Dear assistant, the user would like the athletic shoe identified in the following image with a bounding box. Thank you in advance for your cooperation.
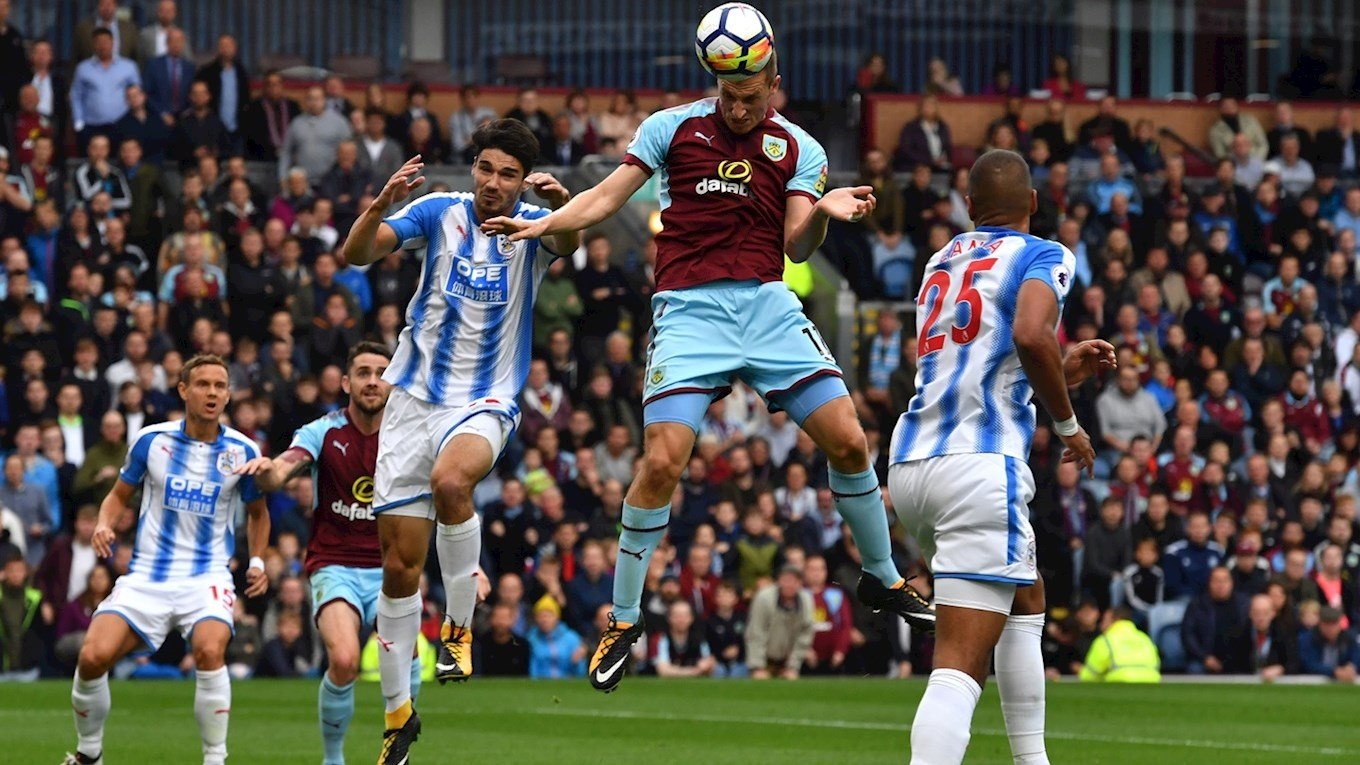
[588,612,646,693]
[60,753,101,765]
[378,701,421,765]
[857,573,937,634]
[435,617,472,685]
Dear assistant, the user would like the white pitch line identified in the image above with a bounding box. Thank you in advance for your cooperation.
[529,706,1356,757]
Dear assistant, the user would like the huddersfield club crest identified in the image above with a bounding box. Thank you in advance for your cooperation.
[762,134,788,162]
[216,447,243,475]
[497,235,516,256]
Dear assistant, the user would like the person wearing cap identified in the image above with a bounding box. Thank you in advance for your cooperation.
[745,564,814,680]
[1276,133,1316,198]
[1227,532,1272,596]
[1078,605,1161,683]
[1298,605,1358,682]
[525,593,586,679]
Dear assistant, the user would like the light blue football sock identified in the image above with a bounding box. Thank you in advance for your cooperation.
[318,675,354,765]
[829,467,901,585]
[611,503,671,624]
[409,646,423,703]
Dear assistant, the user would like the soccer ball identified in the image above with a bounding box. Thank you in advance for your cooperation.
[694,3,775,81]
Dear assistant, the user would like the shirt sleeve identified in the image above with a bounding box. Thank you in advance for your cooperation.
[621,110,676,175]
[119,430,157,485]
[1021,240,1076,306]
[383,193,456,248]
[288,417,329,460]
[235,439,264,504]
[786,132,829,201]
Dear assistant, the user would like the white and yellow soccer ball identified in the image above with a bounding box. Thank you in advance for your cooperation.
[694,2,775,81]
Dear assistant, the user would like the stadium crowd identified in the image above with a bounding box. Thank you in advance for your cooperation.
[0,0,1358,687]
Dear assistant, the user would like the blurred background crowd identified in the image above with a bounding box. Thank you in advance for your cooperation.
[1,0,1358,686]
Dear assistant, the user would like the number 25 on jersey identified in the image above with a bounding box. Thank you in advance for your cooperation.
[917,258,997,358]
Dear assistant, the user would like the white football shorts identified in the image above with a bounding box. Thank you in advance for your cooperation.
[374,387,515,521]
[94,572,236,650]
[889,452,1039,607]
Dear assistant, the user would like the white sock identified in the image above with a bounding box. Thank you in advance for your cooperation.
[193,667,231,764]
[72,672,110,759]
[995,614,1049,765]
[376,592,422,714]
[910,668,982,765]
[436,515,482,629]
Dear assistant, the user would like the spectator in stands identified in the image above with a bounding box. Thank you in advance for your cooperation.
[1313,544,1357,628]
[802,554,850,675]
[1096,366,1165,463]
[526,594,586,679]
[11,84,52,168]
[72,411,125,509]
[279,85,350,182]
[922,57,962,96]
[542,112,588,167]
[74,134,131,215]
[746,565,814,679]
[564,541,612,633]
[72,27,141,155]
[0,553,42,680]
[1298,605,1357,681]
[1165,513,1226,600]
[476,602,529,677]
[893,95,952,172]
[1079,96,1133,157]
[520,359,572,452]
[74,0,137,62]
[1182,566,1248,674]
[1275,133,1315,198]
[448,84,499,160]
[0,452,48,567]
[1084,497,1132,608]
[255,609,316,677]
[140,0,189,58]
[1208,97,1268,160]
[1314,107,1359,179]
[654,600,715,678]
[0,0,30,116]
[402,112,446,166]
[573,233,638,369]
[1228,592,1299,678]
[170,80,227,168]
[1042,53,1085,100]
[1121,537,1165,623]
[53,561,113,670]
[593,90,642,150]
[356,107,402,185]
[143,25,193,127]
[1088,154,1143,215]
[194,33,247,148]
[0,146,32,240]
[321,74,352,117]
[1031,99,1074,164]
[241,70,299,163]
[1315,515,1360,581]
[390,80,443,152]
[318,140,371,231]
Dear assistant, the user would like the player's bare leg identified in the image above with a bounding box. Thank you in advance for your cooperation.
[317,602,363,765]
[429,431,496,684]
[591,419,695,691]
[376,514,431,764]
[912,602,1010,764]
[67,614,143,765]
[800,395,935,632]
[995,579,1050,764]
[189,619,233,765]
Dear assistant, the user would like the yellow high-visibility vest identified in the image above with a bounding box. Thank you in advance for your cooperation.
[1079,619,1162,683]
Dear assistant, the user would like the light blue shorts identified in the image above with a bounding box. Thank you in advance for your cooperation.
[310,565,384,628]
[642,280,847,431]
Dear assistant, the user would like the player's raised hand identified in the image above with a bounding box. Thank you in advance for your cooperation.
[234,456,274,477]
[244,562,268,597]
[818,185,877,223]
[481,213,549,243]
[92,522,117,558]
[1062,339,1118,387]
[375,155,426,209]
[525,172,571,209]
[476,567,492,603]
[1058,427,1097,479]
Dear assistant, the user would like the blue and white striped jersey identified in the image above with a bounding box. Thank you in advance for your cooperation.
[120,421,263,582]
[383,192,556,407]
[890,227,1076,464]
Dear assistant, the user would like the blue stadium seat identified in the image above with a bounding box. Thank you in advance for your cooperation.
[877,258,913,299]
[1147,599,1189,672]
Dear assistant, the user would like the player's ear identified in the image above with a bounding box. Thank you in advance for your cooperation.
[1030,189,1038,216]
[965,194,974,219]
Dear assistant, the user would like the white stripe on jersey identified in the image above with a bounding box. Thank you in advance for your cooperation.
[121,421,263,582]
[890,228,1075,464]
[383,192,555,407]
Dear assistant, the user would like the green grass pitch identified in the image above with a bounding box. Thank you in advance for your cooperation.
[4,678,1356,763]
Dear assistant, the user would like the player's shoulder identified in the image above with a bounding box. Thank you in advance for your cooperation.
[636,98,719,138]
[131,420,181,447]
[218,425,262,459]
[388,191,471,222]
[513,199,553,222]
[768,112,824,155]
[301,408,350,435]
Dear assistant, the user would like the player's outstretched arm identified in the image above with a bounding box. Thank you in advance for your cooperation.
[234,451,311,494]
[1014,280,1096,475]
[92,479,136,558]
[481,164,649,243]
[523,172,582,256]
[340,155,426,267]
[243,498,271,597]
[785,186,877,263]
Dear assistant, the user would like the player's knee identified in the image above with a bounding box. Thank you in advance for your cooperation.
[430,468,474,508]
[637,448,685,493]
[382,556,422,595]
[823,427,869,471]
[328,651,360,684]
[77,643,113,678]
[194,644,226,670]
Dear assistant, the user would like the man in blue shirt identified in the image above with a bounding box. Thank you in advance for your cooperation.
[71,28,140,154]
